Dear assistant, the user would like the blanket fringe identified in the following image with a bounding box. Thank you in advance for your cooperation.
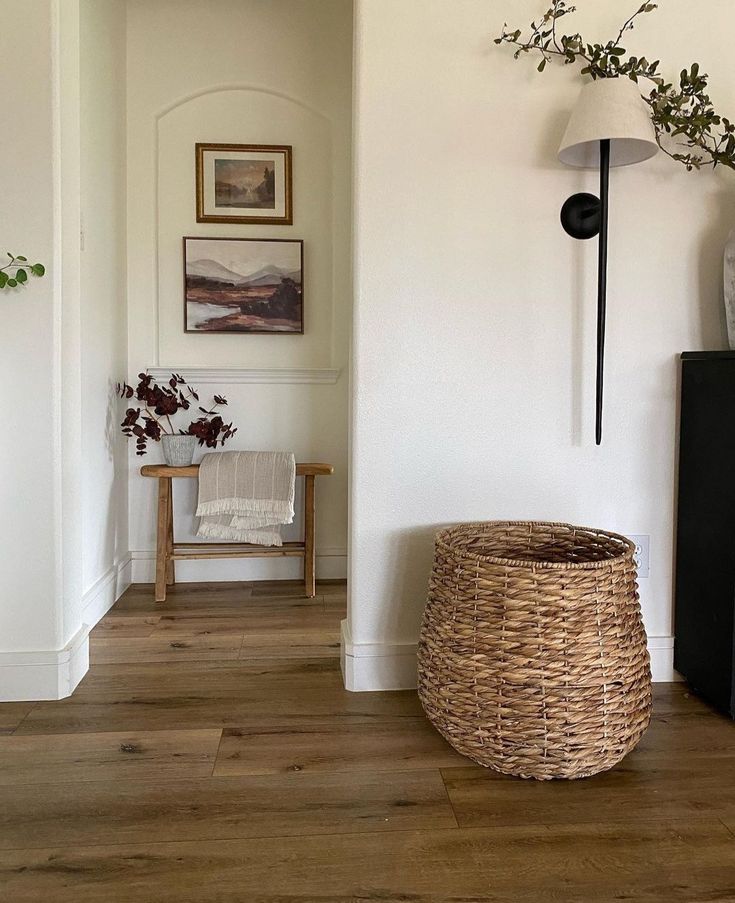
[196,519,283,547]
[196,496,294,522]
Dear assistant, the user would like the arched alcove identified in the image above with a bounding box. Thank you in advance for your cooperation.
[156,87,335,369]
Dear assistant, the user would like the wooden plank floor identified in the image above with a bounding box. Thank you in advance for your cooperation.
[2,580,735,901]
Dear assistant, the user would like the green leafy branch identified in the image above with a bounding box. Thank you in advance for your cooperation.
[495,1,735,171]
[0,252,45,291]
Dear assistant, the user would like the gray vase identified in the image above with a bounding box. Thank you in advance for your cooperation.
[161,434,197,466]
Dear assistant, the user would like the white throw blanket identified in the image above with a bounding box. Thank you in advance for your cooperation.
[196,450,296,547]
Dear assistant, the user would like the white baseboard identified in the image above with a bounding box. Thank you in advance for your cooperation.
[340,627,681,692]
[0,555,132,703]
[341,620,419,692]
[131,548,347,583]
[648,635,682,683]
[0,626,89,702]
[82,555,133,627]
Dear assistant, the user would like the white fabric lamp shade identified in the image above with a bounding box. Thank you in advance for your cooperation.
[558,77,659,168]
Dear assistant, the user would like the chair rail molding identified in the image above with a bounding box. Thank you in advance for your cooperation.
[147,367,341,385]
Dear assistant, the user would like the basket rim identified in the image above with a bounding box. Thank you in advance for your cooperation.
[435,520,636,571]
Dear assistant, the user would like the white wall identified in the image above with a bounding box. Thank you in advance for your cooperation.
[0,0,89,700]
[126,0,353,581]
[0,0,131,700]
[80,0,131,621]
[346,0,735,690]
[0,0,59,656]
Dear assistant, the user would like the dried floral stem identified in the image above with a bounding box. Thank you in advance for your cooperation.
[117,373,237,455]
[495,1,735,172]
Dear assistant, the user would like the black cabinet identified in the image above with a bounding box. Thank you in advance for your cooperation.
[675,351,735,717]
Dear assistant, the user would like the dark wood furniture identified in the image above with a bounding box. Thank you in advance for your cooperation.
[675,351,735,717]
[141,463,334,603]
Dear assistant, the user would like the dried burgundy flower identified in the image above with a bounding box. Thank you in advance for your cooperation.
[117,373,236,455]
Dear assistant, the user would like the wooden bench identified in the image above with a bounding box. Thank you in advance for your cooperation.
[141,463,334,602]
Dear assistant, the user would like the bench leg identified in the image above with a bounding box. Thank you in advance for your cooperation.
[304,474,316,598]
[155,477,171,603]
[166,480,175,586]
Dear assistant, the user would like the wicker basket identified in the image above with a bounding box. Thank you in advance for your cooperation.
[417,521,652,780]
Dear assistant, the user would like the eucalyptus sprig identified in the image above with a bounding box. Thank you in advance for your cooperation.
[0,252,45,291]
[495,1,735,172]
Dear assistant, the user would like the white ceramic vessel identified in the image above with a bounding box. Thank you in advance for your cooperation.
[161,434,197,466]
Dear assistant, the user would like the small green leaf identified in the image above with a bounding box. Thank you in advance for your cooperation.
[538,58,547,72]
[31,263,45,277]
[16,255,27,262]
[0,272,7,288]
[15,268,27,283]
[7,278,17,287]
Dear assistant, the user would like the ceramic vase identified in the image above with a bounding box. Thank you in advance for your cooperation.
[161,434,197,466]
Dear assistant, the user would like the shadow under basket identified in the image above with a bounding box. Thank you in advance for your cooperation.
[417,521,652,780]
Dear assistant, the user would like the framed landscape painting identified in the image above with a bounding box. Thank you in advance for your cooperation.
[184,237,303,334]
[195,143,292,224]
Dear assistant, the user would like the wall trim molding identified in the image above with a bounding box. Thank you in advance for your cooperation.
[131,548,347,582]
[0,625,89,702]
[148,367,341,385]
[81,555,133,628]
[341,621,419,692]
[0,555,132,703]
[155,82,331,125]
[151,87,335,369]
[341,628,681,693]
[648,634,680,683]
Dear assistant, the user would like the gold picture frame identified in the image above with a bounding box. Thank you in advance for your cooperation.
[195,143,293,225]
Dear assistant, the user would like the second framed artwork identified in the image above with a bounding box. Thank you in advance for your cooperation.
[184,237,303,334]
[196,143,293,225]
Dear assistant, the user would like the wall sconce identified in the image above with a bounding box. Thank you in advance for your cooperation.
[558,78,658,445]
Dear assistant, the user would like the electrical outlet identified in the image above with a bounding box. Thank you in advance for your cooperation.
[629,534,650,578]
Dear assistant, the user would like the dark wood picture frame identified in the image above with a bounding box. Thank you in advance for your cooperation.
[195,143,293,225]
[183,236,304,335]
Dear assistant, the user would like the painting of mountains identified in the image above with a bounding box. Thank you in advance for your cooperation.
[184,237,303,334]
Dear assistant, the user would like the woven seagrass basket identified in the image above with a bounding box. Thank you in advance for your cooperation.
[417,521,652,780]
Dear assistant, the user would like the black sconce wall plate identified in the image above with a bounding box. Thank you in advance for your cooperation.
[560,192,601,241]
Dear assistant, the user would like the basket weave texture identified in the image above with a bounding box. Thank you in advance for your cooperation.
[417,521,652,780]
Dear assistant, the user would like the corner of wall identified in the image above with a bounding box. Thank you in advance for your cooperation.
[82,554,133,627]
[0,626,89,702]
[0,554,131,703]
[340,619,419,692]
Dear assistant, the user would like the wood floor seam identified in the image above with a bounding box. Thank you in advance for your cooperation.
[1,816,730,852]
[210,727,226,777]
[9,705,37,736]
[437,767,462,829]
[0,819,473,854]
